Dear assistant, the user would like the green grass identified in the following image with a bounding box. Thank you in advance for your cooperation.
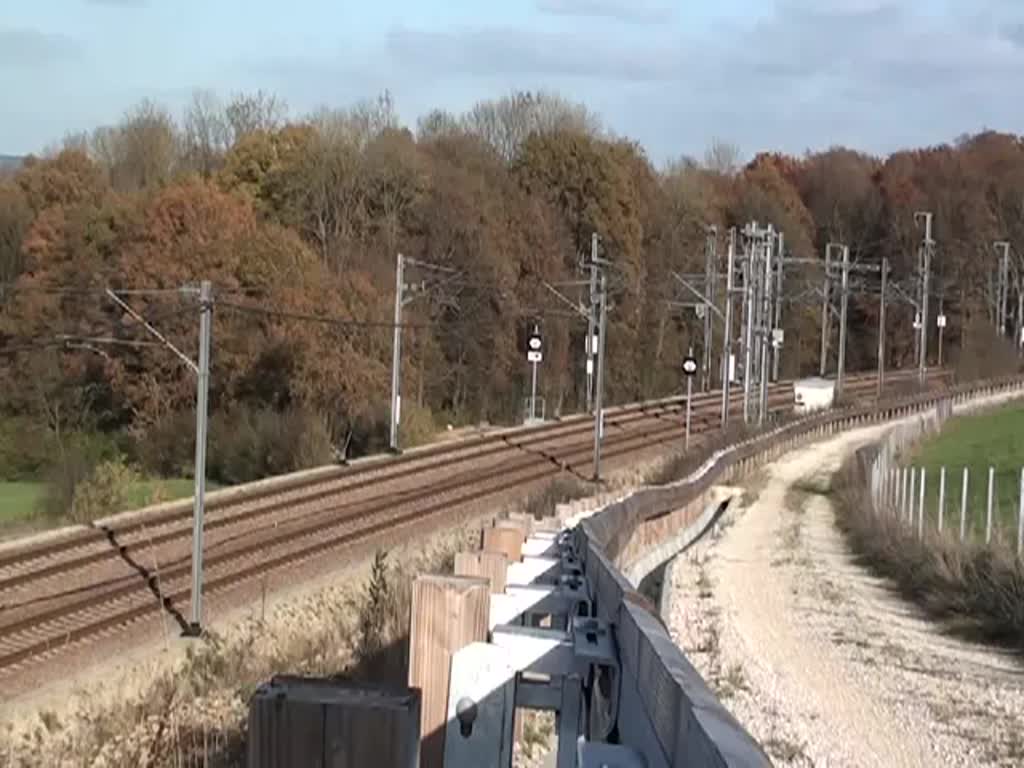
[0,482,45,525]
[908,402,1024,541]
[0,477,216,529]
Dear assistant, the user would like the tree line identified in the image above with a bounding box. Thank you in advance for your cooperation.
[1,88,1021,495]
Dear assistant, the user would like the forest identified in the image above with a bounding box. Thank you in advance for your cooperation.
[1,89,1022,520]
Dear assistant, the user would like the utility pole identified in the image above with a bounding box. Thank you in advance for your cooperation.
[105,284,210,633]
[188,280,212,635]
[878,258,888,400]
[592,270,608,481]
[720,229,736,429]
[995,241,1011,336]
[389,253,404,452]
[742,234,755,424]
[820,244,831,376]
[758,226,774,426]
[1017,260,1024,353]
[837,245,850,399]
[585,234,598,412]
[702,227,717,392]
[915,212,934,383]
[387,254,459,450]
[937,292,946,368]
[772,232,785,382]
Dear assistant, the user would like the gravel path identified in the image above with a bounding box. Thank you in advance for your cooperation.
[667,424,1024,767]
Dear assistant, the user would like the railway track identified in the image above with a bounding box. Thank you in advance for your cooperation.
[0,368,949,688]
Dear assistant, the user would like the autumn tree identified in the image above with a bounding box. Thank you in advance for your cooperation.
[0,183,32,289]
[183,89,231,178]
[224,90,287,144]
[464,91,601,162]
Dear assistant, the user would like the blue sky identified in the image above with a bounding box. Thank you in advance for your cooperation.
[1,0,1022,162]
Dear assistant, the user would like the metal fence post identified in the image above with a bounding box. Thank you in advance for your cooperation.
[960,467,969,542]
[986,466,995,545]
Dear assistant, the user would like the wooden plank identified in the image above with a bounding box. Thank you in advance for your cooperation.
[507,512,535,536]
[247,676,421,768]
[500,517,530,540]
[482,525,523,563]
[408,575,490,768]
[454,551,508,594]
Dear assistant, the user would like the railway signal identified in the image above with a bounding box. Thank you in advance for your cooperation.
[526,325,543,422]
[683,351,698,450]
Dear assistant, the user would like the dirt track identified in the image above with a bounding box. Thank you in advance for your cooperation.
[667,424,1024,767]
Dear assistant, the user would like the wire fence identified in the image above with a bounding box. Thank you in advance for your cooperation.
[868,409,1024,556]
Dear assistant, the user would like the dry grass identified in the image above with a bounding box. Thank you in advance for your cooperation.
[835,456,1024,650]
[0,523,480,767]
[645,422,761,486]
[521,476,593,520]
[517,710,555,763]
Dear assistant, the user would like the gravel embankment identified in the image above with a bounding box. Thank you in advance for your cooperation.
[666,424,1024,767]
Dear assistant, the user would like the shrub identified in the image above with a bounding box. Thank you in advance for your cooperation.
[357,551,392,661]
[0,416,50,480]
[207,405,333,485]
[950,314,1023,384]
[37,431,123,521]
[135,410,196,478]
[398,399,438,449]
[67,458,140,524]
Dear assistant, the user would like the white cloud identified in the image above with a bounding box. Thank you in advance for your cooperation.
[85,0,148,6]
[535,0,673,25]
[0,27,82,69]
[386,24,682,83]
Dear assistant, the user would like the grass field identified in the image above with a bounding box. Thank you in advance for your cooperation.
[0,477,215,530]
[0,482,45,526]
[908,401,1024,541]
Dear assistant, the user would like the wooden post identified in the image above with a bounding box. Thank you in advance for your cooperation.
[454,551,508,594]
[937,466,946,533]
[247,676,421,768]
[986,466,996,545]
[483,524,524,563]
[960,467,970,542]
[408,575,490,768]
[1017,467,1024,557]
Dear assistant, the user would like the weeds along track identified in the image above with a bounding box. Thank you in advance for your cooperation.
[0,369,946,683]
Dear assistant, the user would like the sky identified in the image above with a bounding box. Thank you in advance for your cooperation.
[1,0,1023,163]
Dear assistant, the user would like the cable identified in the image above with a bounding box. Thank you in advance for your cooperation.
[217,300,437,330]
[0,340,66,357]
[0,283,196,297]
[55,335,164,348]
